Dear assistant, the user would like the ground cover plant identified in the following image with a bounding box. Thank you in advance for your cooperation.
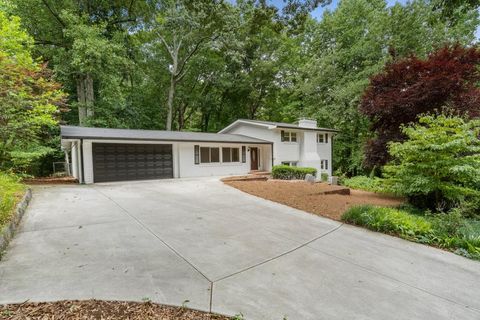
[342,205,480,260]
[341,176,389,193]
[271,165,317,180]
[0,172,26,229]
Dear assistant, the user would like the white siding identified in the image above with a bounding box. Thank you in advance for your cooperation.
[79,139,269,183]
[225,122,334,176]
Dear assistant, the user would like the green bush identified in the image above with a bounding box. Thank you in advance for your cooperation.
[342,205,433,240]
[0,172,26,228]
[342,205,480,260]
[321,173,329,182]
[342,176,389,193]
[271,165,317,180]
[385,114,480,213]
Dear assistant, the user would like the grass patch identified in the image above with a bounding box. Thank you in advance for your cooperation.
[341,176,388,193]
[0,172,26,229]
[342,205,480,260]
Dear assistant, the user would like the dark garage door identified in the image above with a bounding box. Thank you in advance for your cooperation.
[92,143,173,182]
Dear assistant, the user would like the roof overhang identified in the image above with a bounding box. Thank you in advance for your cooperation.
[218,120,340,134]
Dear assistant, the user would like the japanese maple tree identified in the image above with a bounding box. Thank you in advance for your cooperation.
[360,45,480,168]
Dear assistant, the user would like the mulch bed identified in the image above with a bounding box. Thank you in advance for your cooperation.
[225,180,403,221]
[23,176,78,185]
[0,300,231,320]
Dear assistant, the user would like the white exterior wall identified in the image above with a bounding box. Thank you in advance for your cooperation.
[226,123,333,177]
[79,139,269,184]
[317,133,333,176]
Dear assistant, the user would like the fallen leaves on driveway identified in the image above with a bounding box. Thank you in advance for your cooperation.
[0,300,231,319]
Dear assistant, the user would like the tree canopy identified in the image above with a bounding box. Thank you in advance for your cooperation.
[1,0,479,176]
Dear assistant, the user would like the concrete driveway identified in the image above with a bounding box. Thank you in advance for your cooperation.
[0,178,479,319]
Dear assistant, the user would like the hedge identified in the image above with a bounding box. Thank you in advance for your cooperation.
[271,165,317,180]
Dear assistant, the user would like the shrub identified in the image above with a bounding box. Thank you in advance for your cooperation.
[385,113,480,213]
[271,165,317,180]
[342,205,433,241]
[342,205,480,260]
[0,172,26,228]
[342,176,389,193]
[321,173,329,182]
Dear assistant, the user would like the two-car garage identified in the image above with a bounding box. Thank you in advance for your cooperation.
[60,126,272,184]
[92,143,173,183]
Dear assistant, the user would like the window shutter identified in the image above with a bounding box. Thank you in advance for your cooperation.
[242,146,246,163]
[281,130,285,142]
[194,145,199,164]
[325,134,329,143]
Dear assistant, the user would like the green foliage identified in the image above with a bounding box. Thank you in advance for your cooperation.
[320,172,329,182]
[342,205,433,240]
[0,11,65,173]
[342,176,389,193]
[271,165,317,180]
[342,205,480,260]
[385,114,480,213]
[0,172,26,228]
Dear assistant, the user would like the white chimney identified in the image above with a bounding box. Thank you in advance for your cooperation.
[298,118,321,176]
[298,118,317,128]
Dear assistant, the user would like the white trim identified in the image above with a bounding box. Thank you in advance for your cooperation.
[218,120,275,133]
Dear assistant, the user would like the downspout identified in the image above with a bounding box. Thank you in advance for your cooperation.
[80,138,85,184]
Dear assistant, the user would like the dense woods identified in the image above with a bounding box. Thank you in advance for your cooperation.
[0,0,479,177]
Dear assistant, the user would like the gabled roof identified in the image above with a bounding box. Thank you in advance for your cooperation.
[218,119,339,133]
[60,126,271,144]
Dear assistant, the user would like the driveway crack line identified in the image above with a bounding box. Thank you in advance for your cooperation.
[94,188,213,285]
[306,243,480,314]
[212,223,344,283]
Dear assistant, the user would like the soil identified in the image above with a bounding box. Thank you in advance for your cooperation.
[224,180,404,221]
[0,300,231,320]
[23,176,78,185]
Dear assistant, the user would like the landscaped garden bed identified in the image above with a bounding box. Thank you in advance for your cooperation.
[0,300,232,320]
[224,179,403,221]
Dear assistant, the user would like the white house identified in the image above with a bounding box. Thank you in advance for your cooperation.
[61,119,337,184]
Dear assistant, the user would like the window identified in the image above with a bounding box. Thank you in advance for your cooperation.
[242,146,246,163]
[232,148,239,162]
[281,130,297,142]
[222,147,231,162]
[194,145,200,164]
[317,133,329,143]
[321,159,329,170]
[199,147,220,163]
[222,147,240,163]
[281,161,298,167]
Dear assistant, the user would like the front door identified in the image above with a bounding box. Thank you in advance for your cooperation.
[250,147,259,170]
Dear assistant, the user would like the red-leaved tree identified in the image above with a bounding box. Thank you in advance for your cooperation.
[360,45,480,168]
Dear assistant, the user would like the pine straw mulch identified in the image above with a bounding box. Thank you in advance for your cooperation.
[0,300,231,320]
[224,180,404,221]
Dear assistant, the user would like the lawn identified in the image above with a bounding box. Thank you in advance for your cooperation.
[224,180,403,221]
[0,172,26,229]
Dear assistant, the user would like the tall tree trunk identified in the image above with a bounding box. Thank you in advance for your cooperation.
[166,75,175,131]
[77,73,94,125]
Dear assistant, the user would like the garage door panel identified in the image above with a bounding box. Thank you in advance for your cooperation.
[92,143,173,182]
